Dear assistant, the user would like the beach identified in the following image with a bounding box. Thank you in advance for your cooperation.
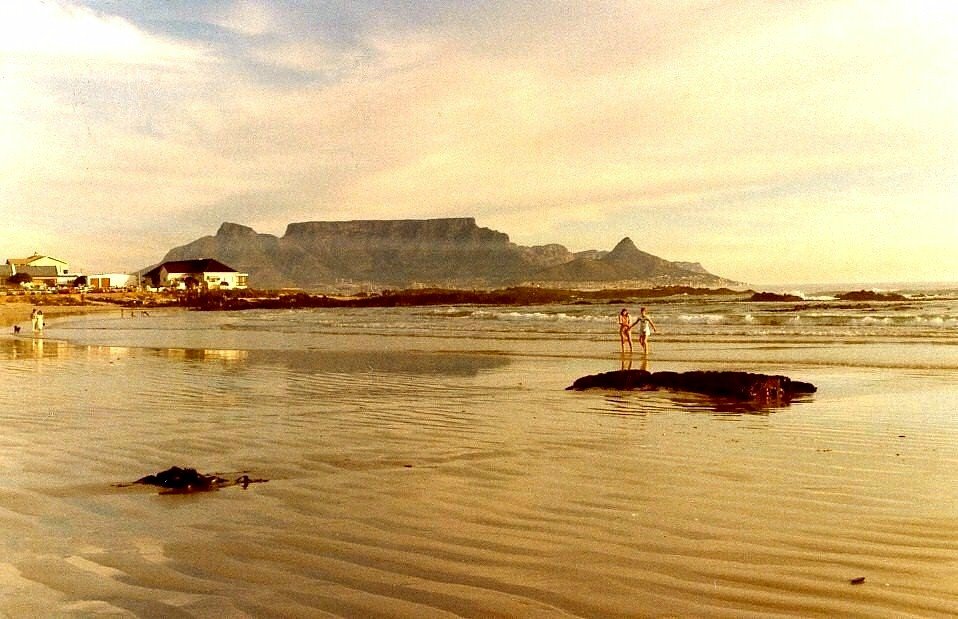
[0,297,956,615]
[0,293,163,332]
[0,300,105,330]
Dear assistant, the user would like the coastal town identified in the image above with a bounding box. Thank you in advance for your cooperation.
[0,254,248,293]
[0,254,249,331]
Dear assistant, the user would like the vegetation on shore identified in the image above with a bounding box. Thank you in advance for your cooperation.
[181,285,744,311]
[2,284,923,317]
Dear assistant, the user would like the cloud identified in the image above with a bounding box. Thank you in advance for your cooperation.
[0,1,207,66]
[210,0,278,37]
[2,0,956,282]
[0,1,226,266]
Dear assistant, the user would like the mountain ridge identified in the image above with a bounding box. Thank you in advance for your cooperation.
[161,218,738,290]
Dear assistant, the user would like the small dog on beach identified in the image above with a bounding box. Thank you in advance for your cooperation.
[13,325,20,335]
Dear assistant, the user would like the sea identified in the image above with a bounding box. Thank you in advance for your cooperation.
[1,286,956,616]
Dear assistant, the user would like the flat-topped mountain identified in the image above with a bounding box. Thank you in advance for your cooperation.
[161,218,736,290]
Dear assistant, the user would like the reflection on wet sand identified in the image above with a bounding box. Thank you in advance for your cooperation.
[1,335,57,360]
[592,390,789,419]
[148,347,511,377]
[0,337,510,378]
[619,352,649,372]
[155,347,250,363]
[243,348,511,377]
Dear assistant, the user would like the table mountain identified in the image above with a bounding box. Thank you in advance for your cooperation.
[160,218,735,290]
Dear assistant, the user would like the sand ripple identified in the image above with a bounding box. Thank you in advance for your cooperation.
[0,338,955,616]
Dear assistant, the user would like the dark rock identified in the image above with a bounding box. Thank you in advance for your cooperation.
[567,370,816,403]
[837,290,907,301]
[134,466,228,492]
[132,466,267,493]
[235,474,268,489]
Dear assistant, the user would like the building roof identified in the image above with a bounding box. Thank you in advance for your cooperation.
[144,259,238,278]
[19,265,59,278]
[8,254,67,266]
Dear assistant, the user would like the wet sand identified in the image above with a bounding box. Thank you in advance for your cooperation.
[0,308,955,615]
[0,300,119,330]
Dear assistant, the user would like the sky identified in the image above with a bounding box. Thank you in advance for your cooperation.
[1,0,955,285]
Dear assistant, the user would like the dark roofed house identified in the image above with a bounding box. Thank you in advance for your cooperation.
[143,259,248,290]
[0,264,13,282]
[19,265,59,288]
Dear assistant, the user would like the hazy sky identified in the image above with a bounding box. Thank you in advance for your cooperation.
[2,1,955,284]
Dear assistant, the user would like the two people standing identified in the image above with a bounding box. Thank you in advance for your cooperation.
[618,306,657,355]
[30,307,44,335]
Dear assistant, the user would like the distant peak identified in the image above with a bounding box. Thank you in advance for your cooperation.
[605,237,643,260]
[217,222,257,236]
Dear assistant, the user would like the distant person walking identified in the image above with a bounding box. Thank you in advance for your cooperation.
[32,308,44,335]
[633,307,657,355]
[618,308,633,353]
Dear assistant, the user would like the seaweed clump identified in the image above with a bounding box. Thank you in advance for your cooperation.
[129,466,267,494]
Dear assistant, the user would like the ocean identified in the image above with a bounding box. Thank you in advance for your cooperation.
[1,289,956,616]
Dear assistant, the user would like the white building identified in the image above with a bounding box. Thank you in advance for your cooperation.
[7,254,70,276]
[142,259,249,290]
[6,254,75,287]
[88,273,136,289]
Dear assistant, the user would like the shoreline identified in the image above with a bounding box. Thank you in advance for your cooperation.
[0,300,136,330]
[0,290,182,331]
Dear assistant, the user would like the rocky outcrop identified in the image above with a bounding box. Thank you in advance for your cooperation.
[129,466,267,493]
[837,290,908,302]
[567,370,816,403]
[162,218,735,290]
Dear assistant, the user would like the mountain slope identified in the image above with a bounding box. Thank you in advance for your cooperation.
[530,237,726,286]
[161,219,734,289]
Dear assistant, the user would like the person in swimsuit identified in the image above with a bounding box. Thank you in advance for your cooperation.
[633,306,657,355]
[618,308,633,353]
